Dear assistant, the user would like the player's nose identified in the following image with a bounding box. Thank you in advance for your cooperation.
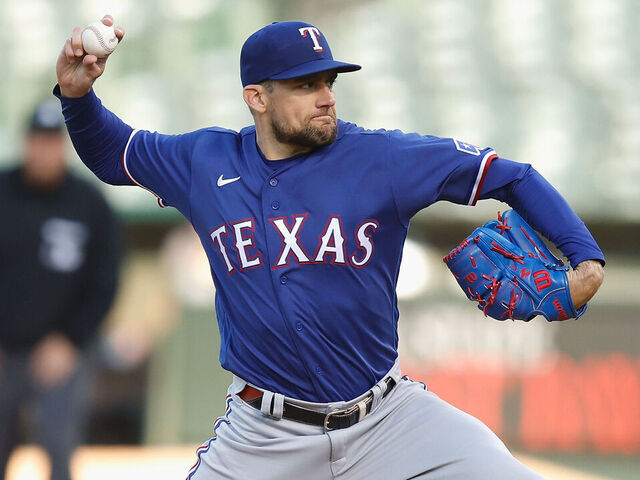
[317,84,336,108]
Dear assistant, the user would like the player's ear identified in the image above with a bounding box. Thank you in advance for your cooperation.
[243,85,268,114]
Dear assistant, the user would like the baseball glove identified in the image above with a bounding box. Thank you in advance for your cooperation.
[443,210,586,321]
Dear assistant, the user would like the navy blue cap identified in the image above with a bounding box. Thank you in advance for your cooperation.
[241,21,361,86]
[28,99,65,133]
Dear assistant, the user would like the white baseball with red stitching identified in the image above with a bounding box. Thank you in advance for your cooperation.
[81,21,119,57]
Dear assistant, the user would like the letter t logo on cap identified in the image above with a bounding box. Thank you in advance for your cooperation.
[298,27,323,52]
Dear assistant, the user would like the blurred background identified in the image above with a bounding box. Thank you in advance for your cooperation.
[1,0,639,479]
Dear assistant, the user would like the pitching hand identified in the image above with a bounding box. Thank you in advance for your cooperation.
[56,15,124,98]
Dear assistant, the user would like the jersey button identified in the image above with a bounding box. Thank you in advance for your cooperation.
[269,178,278,187]
[280,275,288,285]
[315,366,323,375]
[295,321,303,331]
[271,201,280,210]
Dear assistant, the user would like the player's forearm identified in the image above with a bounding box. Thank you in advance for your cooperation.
[483,162,605,268]
[567,259,605,309]
[509,169,604,268]
[53,85,132,185]
[485,164,606,308]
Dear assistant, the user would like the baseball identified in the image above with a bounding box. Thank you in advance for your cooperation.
[81,21,119,57]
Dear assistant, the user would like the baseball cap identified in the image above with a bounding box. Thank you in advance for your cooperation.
[240,21,361,87]
[27,99,65,133]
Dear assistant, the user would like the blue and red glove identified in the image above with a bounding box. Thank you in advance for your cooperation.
[443,210,586,321]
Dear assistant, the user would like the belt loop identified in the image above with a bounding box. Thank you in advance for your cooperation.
[370,383,383,411]
[260,391,275,416]
[356,400,367,422]
[272,393,285,419]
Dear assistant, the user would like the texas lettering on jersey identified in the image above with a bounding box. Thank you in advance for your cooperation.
[210,214,380,272]
[99,118,508,401]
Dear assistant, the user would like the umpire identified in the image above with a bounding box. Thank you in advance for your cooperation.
[0,100,121,480]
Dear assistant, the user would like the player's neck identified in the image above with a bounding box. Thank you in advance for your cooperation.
[256,134,313,161]
[254,123,313,161]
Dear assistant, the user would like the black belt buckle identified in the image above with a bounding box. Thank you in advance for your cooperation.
[323,376,396,431]
[324,399,368,431]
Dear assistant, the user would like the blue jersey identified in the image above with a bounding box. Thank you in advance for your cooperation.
[121,122,497,401]
[55,87,605,402]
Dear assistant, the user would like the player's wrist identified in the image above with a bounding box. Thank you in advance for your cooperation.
[59,83,92,99]
[568,260,604,309]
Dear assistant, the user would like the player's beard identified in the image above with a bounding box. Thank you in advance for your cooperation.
[271,112,337,150]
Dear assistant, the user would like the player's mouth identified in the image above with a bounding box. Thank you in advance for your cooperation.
[311,114,335,123]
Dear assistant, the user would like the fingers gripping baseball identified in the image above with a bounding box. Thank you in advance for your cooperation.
[56,15,124,98]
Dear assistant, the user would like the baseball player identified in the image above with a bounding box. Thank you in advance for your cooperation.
[55,16,604,479]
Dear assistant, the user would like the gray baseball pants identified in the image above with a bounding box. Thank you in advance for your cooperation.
[188,362,542,479]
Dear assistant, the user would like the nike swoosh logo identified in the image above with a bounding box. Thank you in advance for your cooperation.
[217,174,241,187]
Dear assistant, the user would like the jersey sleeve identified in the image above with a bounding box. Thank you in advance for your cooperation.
[54,85,199,217]
[122,129,201,215]
[387,130,498,223]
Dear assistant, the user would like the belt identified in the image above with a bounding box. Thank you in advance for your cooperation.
[238,377,396,431]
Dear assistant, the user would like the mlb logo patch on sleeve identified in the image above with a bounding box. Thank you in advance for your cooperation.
[453,139,481,156]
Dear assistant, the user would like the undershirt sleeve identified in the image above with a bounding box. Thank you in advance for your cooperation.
[54,85,132,185]
[479,158,605,268]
